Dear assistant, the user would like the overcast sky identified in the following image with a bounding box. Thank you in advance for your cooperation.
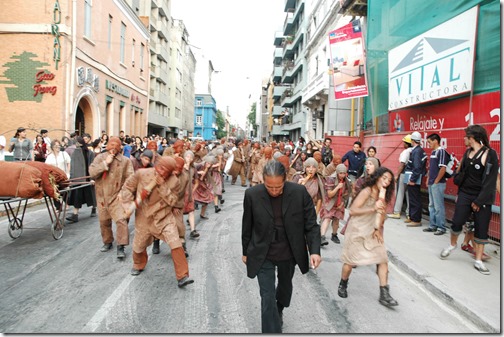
[171,0,286,127]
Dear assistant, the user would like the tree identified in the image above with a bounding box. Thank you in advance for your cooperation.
[215,109,227,139]
[247,102,258,137]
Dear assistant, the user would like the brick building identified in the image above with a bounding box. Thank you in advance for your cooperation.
[0,0,150,142]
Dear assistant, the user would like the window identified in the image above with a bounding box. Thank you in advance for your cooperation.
[196,100,202,106]
[196,115,202,125]
[140,42,145,71]
[120,22,126,63]
[132,39,135,66]
[84,0,92,38]
[175,108,181,118]
[108,15,112,49]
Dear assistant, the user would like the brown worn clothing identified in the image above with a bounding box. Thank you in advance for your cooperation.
[229,147,246,185]
[89,153,133,245]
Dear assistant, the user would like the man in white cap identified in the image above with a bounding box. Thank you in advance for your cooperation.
[404,131,427,227]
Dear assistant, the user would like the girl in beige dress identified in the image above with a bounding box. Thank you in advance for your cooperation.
[338,166,399,307]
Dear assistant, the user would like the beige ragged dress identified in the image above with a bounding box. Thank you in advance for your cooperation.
[340,195,388,266]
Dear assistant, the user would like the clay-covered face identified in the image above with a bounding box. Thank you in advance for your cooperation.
[155,164,171,179]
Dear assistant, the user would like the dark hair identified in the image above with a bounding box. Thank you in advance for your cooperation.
[125,137,132,144]
[324,137,332,143]
[361,167,395,204]
[263,160,286,180]
[367,146,377,154]
[354,141,362,147]
[465,124,489,147]
[427,133,441,143]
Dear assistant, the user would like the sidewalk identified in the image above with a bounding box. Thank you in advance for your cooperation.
[384,214,501,333]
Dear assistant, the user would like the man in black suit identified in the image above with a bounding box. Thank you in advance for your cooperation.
[242,160,321,333]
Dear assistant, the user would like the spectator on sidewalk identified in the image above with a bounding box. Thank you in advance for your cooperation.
[10,127,33,161]
[388,135,412,220]
[423,133,449,235]
[440,125,499,275]
[338,167,398,307]
[321,137,334,167]
[66,136,97,223]
[404,131,427,227]
[366,146,381,167]
[242,160,321,333]
[341,141,366,184]
[45,140,71,178]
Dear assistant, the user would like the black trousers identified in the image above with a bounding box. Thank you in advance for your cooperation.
[408,184,422,222]
[256,258,296,333]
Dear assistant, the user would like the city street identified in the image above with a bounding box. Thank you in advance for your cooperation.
[0,179,487,333]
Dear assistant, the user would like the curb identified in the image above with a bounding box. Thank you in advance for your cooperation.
[387,250,498,333]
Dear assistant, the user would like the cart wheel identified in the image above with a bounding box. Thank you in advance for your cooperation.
[8,217,23,239]
[51,217,64,240]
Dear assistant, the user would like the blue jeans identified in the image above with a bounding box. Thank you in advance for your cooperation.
[428,183,446,231]
[256,258,296,333]
[393,173,409,216]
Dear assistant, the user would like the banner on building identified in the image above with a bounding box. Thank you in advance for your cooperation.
[388,6,478,111]
[328,19,368,100]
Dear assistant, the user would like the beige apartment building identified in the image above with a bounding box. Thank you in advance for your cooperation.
[0,0,149,142]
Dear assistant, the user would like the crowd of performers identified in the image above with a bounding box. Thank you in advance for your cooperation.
[64,135,394,299]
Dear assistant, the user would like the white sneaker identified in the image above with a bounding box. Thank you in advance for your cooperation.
[387,213,401,219]
[440,245,456,259]
[474,261,490,275]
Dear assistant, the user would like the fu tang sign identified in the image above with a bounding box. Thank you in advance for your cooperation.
[33,70,57,97]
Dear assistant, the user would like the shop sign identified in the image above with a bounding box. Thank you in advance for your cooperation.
[131,93,141,104]
[389,91,500,148]
[33,70,57,96]
[76,66,99,92]
[388,7,478,110]
[51,0,61,70]
[105,79,129,98]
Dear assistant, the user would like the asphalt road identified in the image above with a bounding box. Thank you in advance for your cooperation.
[0,179,484,333]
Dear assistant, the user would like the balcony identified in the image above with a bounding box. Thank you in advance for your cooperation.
[282,60,294,83]
[293,0,305,23]
[157,19,168,39]
[157,44,169,62]
[273,86,289,100]
[151,0,159,8]
[150,64,156,78]
[271,124,289,136]
[273,66,283,83]
[149,40,157,54]
[282,38,294,60]
[338,0,368,17]
[158,90,169,105]
[283,14,294,36]
[291,57,305,78]
[272,105,283,117]
[158,0,169,17]
[273,48,283,65]
[273,31,284,47]
[150,88,159,101]
[284,0,296,12]
[158,67,168,84]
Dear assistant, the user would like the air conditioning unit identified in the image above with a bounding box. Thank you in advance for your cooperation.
[331,130,349,136]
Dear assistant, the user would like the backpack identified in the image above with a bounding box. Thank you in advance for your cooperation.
[444,151,458,178]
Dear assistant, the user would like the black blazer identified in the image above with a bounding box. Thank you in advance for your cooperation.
[242,181,321,278]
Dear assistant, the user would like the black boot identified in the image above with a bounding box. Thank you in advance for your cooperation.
[215,205,221,213]
[379,285,398,307]
[338,279,348,298]
[117,245,126,258]
[152,239,160,254]
[66,214,78,223]
[90,207,97,217]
